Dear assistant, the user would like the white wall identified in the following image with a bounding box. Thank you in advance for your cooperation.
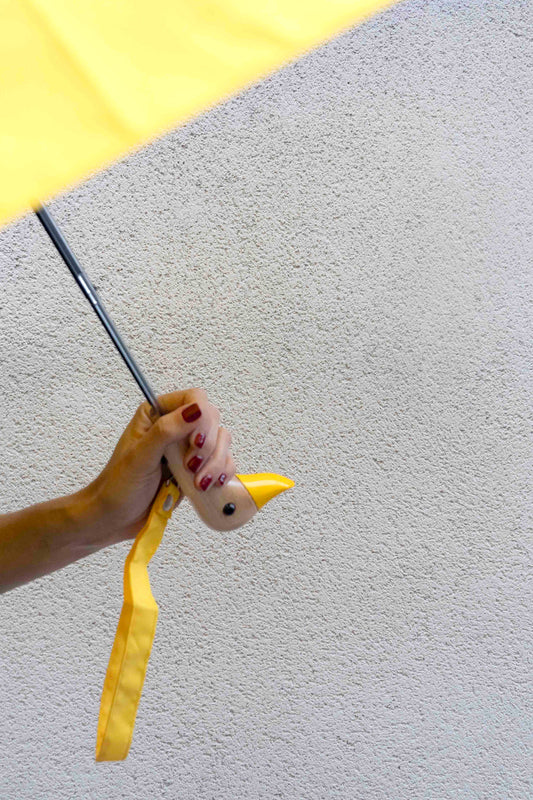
[1,1,531,797]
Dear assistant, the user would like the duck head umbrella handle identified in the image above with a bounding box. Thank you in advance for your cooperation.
[34,205,293,530]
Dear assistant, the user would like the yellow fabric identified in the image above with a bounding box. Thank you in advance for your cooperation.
[1,0,401,227]
[95,478,180,762]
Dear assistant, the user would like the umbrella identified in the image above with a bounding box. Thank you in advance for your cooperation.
[2,0,399,226]
[2,0,401,761]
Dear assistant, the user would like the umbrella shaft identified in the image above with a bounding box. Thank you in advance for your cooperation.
[34,205,162,416]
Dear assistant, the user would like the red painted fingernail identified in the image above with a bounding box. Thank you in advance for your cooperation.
[194,432,206,448]
[200,475,212,491]
[187,455,203,473]
[182,403,201,423]
[217,473,227,486]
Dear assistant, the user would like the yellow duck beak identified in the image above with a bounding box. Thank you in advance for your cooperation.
[236,473,295,510]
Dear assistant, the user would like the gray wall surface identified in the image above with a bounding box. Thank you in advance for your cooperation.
[1,1,532,798]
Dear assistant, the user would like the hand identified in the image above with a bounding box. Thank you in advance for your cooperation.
[86,388,236,543]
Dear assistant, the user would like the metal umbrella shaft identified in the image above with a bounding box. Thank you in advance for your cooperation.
[34,205,163,417]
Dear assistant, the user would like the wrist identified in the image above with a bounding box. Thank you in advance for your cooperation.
[0,479,127,594]
[67,479,122,553]
[73,473,147,547]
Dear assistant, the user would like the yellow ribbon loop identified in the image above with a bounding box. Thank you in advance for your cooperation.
[95,478,181,762]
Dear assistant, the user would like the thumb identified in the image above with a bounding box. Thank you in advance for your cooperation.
[134,402,201,474]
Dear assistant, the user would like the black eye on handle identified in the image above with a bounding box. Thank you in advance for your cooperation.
[223,503,236,516]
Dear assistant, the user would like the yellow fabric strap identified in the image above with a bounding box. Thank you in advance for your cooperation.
[95,479,181,762]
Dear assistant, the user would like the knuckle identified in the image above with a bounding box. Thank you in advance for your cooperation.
[138,399,160,425]
[218,426,231,446]
[206,423,217,442]
[138,400,152,419]
[189,386,207,400]
[204,442,217,461]
[209,405,221,424]
[156,415,174,442]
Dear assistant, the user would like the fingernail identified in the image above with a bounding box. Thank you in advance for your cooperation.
[187,455,203,473]
[217,473,227,486]
[182,403,201,423]
[194,432,206,449]
[200,475,212,491]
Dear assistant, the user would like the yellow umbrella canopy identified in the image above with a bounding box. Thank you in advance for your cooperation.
[2,0,399,227]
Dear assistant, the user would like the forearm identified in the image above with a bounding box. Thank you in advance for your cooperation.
[0,483,113,594]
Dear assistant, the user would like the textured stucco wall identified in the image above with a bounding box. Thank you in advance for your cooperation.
[1,1,532,798]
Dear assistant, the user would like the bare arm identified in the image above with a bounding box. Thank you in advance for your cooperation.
[0,387,235,593]
[0,485,109,593]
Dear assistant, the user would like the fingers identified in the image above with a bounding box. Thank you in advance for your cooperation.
[130,388,208,436]
[132,388,235,487]
[135,400,205,473]
[183,426,235,492]
[156,387,208,416]
[186,402,221,470]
